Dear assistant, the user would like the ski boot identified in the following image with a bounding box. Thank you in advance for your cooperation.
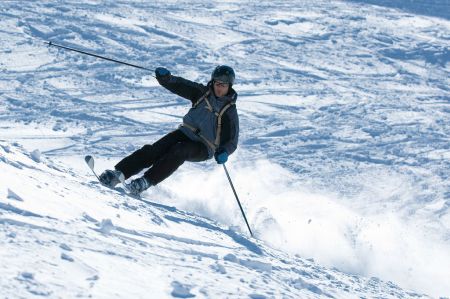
[99,169,123,188]
[128,176,151,195]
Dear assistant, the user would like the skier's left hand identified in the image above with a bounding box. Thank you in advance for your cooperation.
[214,148,228,164]
[155,67,171,83]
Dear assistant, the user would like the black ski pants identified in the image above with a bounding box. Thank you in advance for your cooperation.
[115,129,209,185]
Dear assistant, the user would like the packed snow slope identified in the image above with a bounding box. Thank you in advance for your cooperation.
[0,0,449,298]
[1,142,432,299]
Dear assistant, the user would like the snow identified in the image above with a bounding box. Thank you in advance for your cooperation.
[3,142,404,299]
[1,0,449,298]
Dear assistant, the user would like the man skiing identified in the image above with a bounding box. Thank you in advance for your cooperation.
[99,65,239,195]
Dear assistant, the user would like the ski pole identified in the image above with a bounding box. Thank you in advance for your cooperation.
[222,164,254,238]
[46,41,155,75]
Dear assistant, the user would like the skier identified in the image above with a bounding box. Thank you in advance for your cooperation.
[99,65,239,195]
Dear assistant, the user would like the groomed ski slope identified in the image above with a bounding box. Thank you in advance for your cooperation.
[0,0,449,298]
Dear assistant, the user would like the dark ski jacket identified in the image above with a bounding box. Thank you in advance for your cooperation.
[157,75,239,158]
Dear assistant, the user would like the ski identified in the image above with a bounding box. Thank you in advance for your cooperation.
[84,155,101,181]
[84,155,139,198]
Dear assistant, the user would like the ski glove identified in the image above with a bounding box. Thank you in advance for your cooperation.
[155,67,171,82]
[214,148,228,164]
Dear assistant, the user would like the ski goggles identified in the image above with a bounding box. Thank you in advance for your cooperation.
[213,80,230,88]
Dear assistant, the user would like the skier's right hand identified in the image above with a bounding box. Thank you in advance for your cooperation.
[155,67,171,82]
[214,148,228,164]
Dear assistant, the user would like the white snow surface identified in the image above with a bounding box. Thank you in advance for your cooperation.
[0,0,449,298]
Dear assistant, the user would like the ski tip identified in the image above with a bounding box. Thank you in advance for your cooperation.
[84,155,95,170]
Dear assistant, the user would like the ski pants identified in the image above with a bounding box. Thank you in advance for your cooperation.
[115,129,209,185]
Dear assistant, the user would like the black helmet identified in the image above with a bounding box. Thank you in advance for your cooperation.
[211,65,235,85]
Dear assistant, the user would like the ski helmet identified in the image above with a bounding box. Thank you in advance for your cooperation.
[211,65,235,85]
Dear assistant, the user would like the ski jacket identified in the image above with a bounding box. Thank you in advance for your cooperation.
[157,75,239,159]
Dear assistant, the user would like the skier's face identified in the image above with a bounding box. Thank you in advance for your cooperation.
[213,80,229,97]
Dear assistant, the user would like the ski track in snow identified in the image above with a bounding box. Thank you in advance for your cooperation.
[0,0,449,298]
